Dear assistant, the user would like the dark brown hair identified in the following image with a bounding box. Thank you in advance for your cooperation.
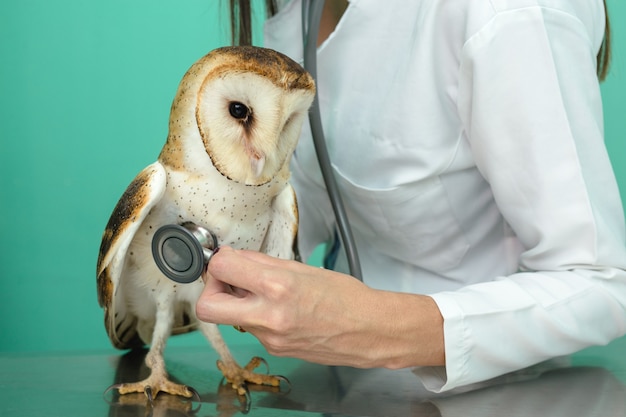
[229,0,612,81]
[597,0,612,81]
[229,0,276,47]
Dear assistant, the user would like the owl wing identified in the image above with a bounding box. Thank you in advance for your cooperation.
[260,184,299,260]
[96,161,166,349]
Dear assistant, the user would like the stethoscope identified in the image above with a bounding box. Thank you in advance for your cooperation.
[151,0,362,284]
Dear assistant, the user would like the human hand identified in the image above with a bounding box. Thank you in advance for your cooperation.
[196,246,445,369]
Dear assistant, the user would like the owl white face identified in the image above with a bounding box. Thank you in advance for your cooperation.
[197,71,314,185]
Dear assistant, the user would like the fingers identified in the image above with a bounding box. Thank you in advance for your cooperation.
[205,246,255,289]
[196,246,280,326]
[196,246,315,329]
[206,246,292,292]
[234,248,292,267]
[196,274,250,326]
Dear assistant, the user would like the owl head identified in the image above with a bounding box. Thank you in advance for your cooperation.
[161,46,316,186]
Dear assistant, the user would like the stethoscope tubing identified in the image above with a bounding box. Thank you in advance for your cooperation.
[302,0,363,281]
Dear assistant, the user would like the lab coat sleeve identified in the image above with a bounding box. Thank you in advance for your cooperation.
[417,6,626,392]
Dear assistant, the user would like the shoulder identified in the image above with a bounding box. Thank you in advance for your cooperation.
[472,0,605,45]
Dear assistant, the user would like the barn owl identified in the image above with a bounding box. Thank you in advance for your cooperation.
[96,46,315,401]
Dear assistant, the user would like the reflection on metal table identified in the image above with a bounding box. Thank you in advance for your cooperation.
[1,335,625,416]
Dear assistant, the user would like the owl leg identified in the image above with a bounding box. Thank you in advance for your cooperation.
[112,303,196,402]
[198,322,285,397]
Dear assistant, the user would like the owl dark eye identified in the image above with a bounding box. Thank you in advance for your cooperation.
[229,102,249,120]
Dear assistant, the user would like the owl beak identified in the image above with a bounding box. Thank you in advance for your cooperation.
[249,150,266,178]
[243,137,265,179]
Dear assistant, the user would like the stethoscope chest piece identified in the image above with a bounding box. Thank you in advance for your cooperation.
[151,222,218,283]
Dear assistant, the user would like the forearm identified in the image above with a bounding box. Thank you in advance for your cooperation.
[273,279,446,369]
[336,288,445,369]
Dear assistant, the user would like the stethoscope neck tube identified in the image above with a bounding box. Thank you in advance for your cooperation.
[302,0,363,282]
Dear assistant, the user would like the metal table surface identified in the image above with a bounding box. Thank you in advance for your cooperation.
[1,335,625,417]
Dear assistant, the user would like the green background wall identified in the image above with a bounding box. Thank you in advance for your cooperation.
[0,1,624,354]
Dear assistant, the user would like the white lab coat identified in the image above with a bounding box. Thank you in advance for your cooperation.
[264,0,626,392]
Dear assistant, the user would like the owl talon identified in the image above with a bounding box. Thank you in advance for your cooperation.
[274,375,292,393]
[186,385,201,403]
[242,383,251,404]
[144,386,154,406]
[232,383,252,414]
[104,383,123,396]
[102,383,123,403]
[244,356,269,374]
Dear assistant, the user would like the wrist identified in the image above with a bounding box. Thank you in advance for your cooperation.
[362,290,445,369]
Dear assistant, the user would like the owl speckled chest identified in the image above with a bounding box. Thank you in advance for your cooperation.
[160,168,282,249]
[120,164,287,331]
